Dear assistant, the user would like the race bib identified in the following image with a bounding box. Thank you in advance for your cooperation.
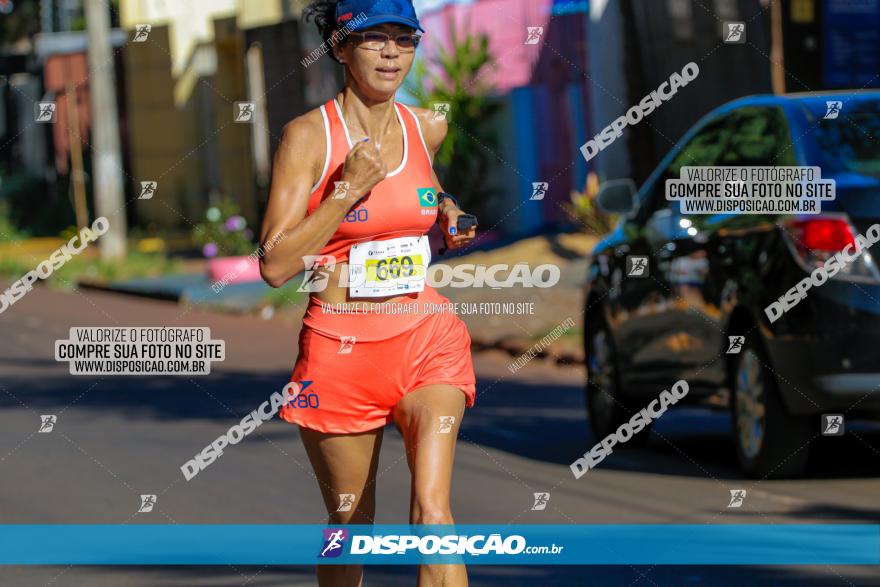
[348,235,430,297]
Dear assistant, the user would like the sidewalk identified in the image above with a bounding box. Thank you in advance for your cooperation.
[440,232,593,364]
[64,232,597,367]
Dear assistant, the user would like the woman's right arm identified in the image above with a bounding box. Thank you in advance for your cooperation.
[259,115,387,288]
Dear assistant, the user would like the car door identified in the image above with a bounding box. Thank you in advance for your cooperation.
[614,114,739,391]
[653,106,796,387]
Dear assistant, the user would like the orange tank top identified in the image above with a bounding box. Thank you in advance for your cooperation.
[307,98,439,263]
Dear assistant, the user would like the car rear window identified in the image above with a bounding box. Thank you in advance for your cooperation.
[812,100,880,179]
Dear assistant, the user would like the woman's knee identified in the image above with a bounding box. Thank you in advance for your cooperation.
[410,499,454,525]
[329,509,374,524]
[327,495,375,525]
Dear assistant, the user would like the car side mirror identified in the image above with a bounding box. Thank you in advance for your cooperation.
[596,179,639,216]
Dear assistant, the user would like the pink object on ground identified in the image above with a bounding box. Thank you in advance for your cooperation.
[206,256,262,283]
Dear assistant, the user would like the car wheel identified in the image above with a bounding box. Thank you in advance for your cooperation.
[730,338,812,478]
[585,316,649,444]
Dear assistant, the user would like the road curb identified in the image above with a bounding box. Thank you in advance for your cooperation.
[77,279,181,302]
[470,335,585,366]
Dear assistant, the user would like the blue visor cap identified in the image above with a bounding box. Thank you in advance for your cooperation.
[336,0,424,33]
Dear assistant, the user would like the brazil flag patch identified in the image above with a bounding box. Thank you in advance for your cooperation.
[417,187,438,207]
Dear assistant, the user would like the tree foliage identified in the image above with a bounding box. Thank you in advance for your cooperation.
[405,18,501,220]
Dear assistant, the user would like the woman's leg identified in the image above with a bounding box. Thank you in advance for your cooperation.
[392,384,468,587]
[300,426,384,587]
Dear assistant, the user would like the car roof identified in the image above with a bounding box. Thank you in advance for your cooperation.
[628,91,880,208]
[595,90,880,254]
[660,90,880,163]
[706,91,880,118]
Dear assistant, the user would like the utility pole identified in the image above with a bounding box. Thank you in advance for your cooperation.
[65,83,88,231]
[84,0,127,259]
[40,0,54,33]
[769,0,786,94]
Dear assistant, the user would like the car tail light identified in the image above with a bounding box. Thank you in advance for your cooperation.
[788,218,855,254]
[783,215,880,282]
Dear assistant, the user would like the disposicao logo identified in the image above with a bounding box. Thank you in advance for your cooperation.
[319,528,349,558]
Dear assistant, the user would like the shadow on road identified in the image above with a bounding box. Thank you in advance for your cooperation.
[6,563,880,587]
[2,361,879,584]
[462,375,880,482]
[2,364,878,483]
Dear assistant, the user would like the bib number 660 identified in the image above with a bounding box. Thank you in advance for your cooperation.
[375,255,415,280]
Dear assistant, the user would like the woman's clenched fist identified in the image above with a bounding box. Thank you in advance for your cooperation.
[338,138,387,204]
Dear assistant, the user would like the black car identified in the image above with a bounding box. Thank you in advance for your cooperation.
[584,92,880,477]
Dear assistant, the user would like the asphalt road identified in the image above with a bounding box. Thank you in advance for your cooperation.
[1,284,878,586]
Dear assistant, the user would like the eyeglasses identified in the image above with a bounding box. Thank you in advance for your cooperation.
[349,31,422,52]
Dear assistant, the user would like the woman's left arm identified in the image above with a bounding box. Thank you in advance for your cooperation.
[419,109,477,250]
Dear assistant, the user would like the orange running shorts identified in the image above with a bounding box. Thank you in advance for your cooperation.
[279,286,476,433]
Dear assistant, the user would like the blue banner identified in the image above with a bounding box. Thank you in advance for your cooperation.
[552,0,588,15]
[0,525,878,565]
[823,0,880,87]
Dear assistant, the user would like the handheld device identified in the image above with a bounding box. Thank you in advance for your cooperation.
[439,213,478,255]
[456,214,478,232]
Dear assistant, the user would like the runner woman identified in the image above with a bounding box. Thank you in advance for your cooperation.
[259,1,476,585]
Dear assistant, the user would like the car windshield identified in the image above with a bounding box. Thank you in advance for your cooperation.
[811,100,880,178]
